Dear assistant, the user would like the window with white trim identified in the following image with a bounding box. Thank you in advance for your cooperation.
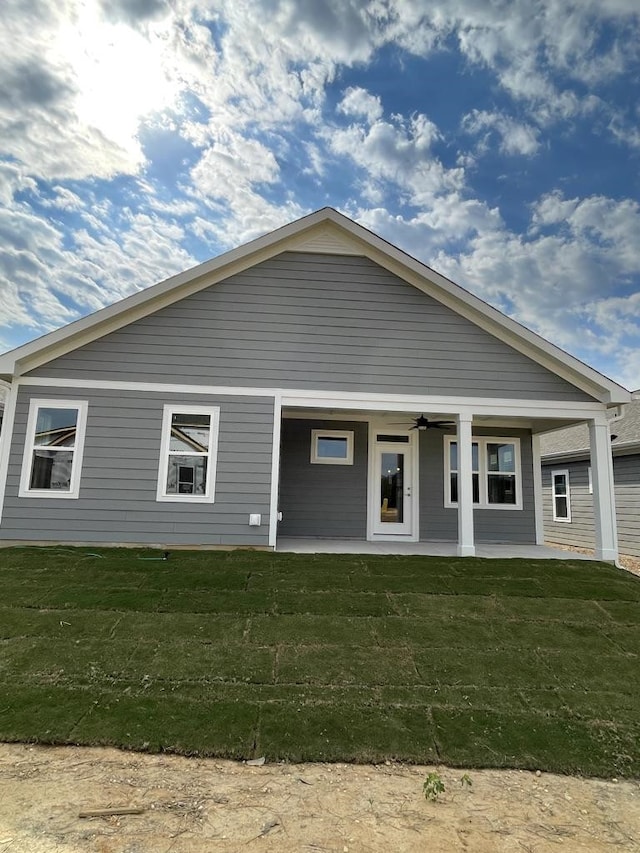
[156,405,220,502]
[552,470,571,522]
[310,429,354,465]
[445,436,522,509]
[19,399,88,498]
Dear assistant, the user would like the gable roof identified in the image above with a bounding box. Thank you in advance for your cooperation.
[541,397,640,460]
[0,207,631,405]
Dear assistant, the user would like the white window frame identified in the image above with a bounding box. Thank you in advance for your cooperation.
[444,435,522,510]
[156,404,220,503]
[552,469,572,522]
[19,399,88,499]
[310,429,354,465]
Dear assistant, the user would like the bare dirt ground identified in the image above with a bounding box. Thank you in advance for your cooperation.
[0,743,638,852]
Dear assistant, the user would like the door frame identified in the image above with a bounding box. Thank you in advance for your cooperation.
[367,421,420,541]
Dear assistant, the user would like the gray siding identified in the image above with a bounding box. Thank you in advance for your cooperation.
[278,419,368,538]
[543,455,640,558]
[1,386,274,546]
[29,253,593,402]
[420,428,536,544]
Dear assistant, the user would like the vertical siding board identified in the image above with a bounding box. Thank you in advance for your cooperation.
[27,253,593,402]
[1,386,275,546]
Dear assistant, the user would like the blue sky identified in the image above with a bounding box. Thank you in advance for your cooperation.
[1,0,639,389]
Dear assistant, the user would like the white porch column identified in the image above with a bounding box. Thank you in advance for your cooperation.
[589,417,618,563]
[456,413,475,557]
[531,434,545,545]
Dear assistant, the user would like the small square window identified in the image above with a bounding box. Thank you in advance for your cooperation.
[310,429,354,465]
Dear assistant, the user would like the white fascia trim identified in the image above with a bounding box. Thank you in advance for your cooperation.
[19,377,277,398]
[268,394,282,548]
[0,381,19,523]
[279,389,607,420]
[19,377,610,421]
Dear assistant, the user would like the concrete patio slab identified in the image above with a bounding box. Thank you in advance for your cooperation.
[276,538,594,559]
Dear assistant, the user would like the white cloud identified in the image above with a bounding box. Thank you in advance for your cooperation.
[191,129,281,201]
[338,87,384,124]
[0,188,199,344]
[463,110,541,156]
[423,191,640,387]
[327,110,453,199]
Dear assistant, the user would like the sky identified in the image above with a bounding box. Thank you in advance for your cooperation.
[1,0,639,390]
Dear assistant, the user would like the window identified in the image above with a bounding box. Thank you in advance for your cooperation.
[19,400,88,498]
[310,429,354,465]
[157,405,220,502]
[445,436,522,509]
[552,470,571,522]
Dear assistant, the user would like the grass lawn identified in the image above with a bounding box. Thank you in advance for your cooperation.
[0,547,638,778]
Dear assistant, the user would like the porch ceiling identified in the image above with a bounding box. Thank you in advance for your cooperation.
[281,407,582,434]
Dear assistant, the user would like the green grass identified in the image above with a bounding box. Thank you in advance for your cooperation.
[0,546,639,777]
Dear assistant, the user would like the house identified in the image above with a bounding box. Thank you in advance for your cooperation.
[0,208,631,559]
[541,395,640,559]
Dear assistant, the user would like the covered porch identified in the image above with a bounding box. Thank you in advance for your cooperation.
[274,392,619,562]
[276,537,593,559]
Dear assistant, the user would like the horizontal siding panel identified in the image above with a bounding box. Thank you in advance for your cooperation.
[1,386,275,547]
[278,419,368,538]
[28,252,593,402]
[543,457,640,557]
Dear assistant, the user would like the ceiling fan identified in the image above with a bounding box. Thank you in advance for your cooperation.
[390,414,456,431]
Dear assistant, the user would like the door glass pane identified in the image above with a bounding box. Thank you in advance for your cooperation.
[380,452,404,524]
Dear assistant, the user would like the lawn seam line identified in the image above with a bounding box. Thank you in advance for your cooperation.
[108,614,124,640]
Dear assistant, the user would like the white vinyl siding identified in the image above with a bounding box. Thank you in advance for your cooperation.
[19,399,88,499]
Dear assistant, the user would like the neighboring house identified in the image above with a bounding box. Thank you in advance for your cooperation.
[541,396,640,558]
[0,209,631,559]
